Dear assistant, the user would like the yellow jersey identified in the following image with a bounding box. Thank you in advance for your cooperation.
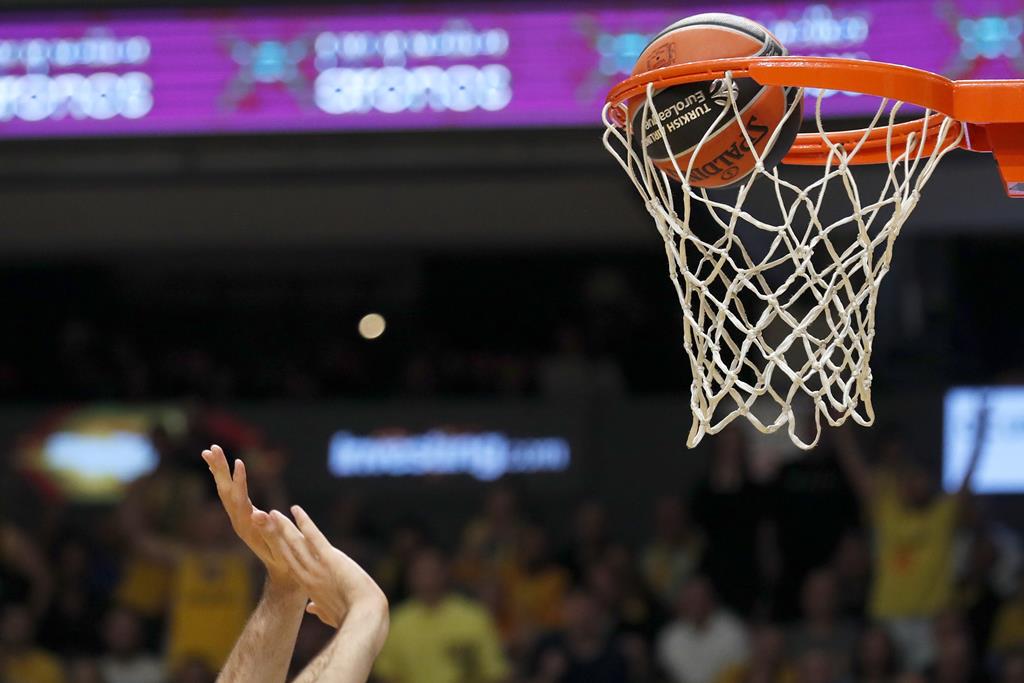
[166,550,254,673]
[869,489,959,618]
[116,556,174,617]
[375,594,509,683]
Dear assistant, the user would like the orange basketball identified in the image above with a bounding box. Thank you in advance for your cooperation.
[628,13,803,189]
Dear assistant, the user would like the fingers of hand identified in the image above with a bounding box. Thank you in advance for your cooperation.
[290,505,332,556]
[254,509,283,549]
[203,445,253,523]
[231,459,252,509]
[251,510,284,561]
[247,509,276,552]
[254,512,291,566]
[203,445,232,491]
[264,510,319,579]
[277,510,320,563]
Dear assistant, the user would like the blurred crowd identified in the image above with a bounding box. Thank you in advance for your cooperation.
[0,264,673,402]
[0,317,635,402]
[1,419,1023,683]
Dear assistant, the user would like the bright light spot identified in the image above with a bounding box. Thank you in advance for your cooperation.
[358,313,386,340]
[43,431,158,481]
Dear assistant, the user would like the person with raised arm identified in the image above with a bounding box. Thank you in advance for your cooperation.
[201,445,389,683]
[833,409,988,673]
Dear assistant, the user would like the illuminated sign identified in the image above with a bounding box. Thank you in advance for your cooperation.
[16,404,268,502]
[0,1,1021,139]
[0,31,153,122]
[15,406,169,501]
[944,387,1024,495]
[43,431,158,482]
[328,429,571,481]
[312,23,512,115]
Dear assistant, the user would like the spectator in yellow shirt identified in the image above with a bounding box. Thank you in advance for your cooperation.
[500,526,570,650]
[164,515,254,674]
[455,486,526,594]
[836,423,985,672]
[115,425,209,622]
[0,603,65,683]
[376,547,509,683]
[124,498,255,674]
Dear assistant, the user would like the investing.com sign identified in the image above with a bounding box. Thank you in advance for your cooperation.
[328,430,570,481]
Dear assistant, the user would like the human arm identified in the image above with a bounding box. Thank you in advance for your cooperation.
[202,445,308,683]
[958,395,989,497]
[254,506,390,683]
[290,599,390,683]
[216,579,308,683]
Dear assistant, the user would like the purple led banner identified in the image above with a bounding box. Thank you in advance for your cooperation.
[0,1,1021,139]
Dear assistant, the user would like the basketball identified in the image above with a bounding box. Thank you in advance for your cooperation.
[628,13,804,189]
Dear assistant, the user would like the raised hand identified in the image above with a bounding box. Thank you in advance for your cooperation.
[253,505,387,629]
[202,445,299,592]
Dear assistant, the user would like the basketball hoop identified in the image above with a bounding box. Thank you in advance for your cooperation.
[603,56,1024,449]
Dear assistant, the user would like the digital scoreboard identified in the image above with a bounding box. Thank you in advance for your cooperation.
[0,1,1020,138]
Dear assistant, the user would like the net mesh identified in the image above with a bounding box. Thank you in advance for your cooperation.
[602,73,964,449]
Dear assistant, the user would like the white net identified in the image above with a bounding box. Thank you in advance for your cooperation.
[602,72,963,449]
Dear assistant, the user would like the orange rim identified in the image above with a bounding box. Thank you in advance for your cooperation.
[783,118,963,166]
[606,56,1024,166]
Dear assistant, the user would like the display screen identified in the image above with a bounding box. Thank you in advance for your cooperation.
[13,404,274,501]
[328,429,571,481]
[14,405,177,501]
[944,387,1024,495]
[0,0,1021,139]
